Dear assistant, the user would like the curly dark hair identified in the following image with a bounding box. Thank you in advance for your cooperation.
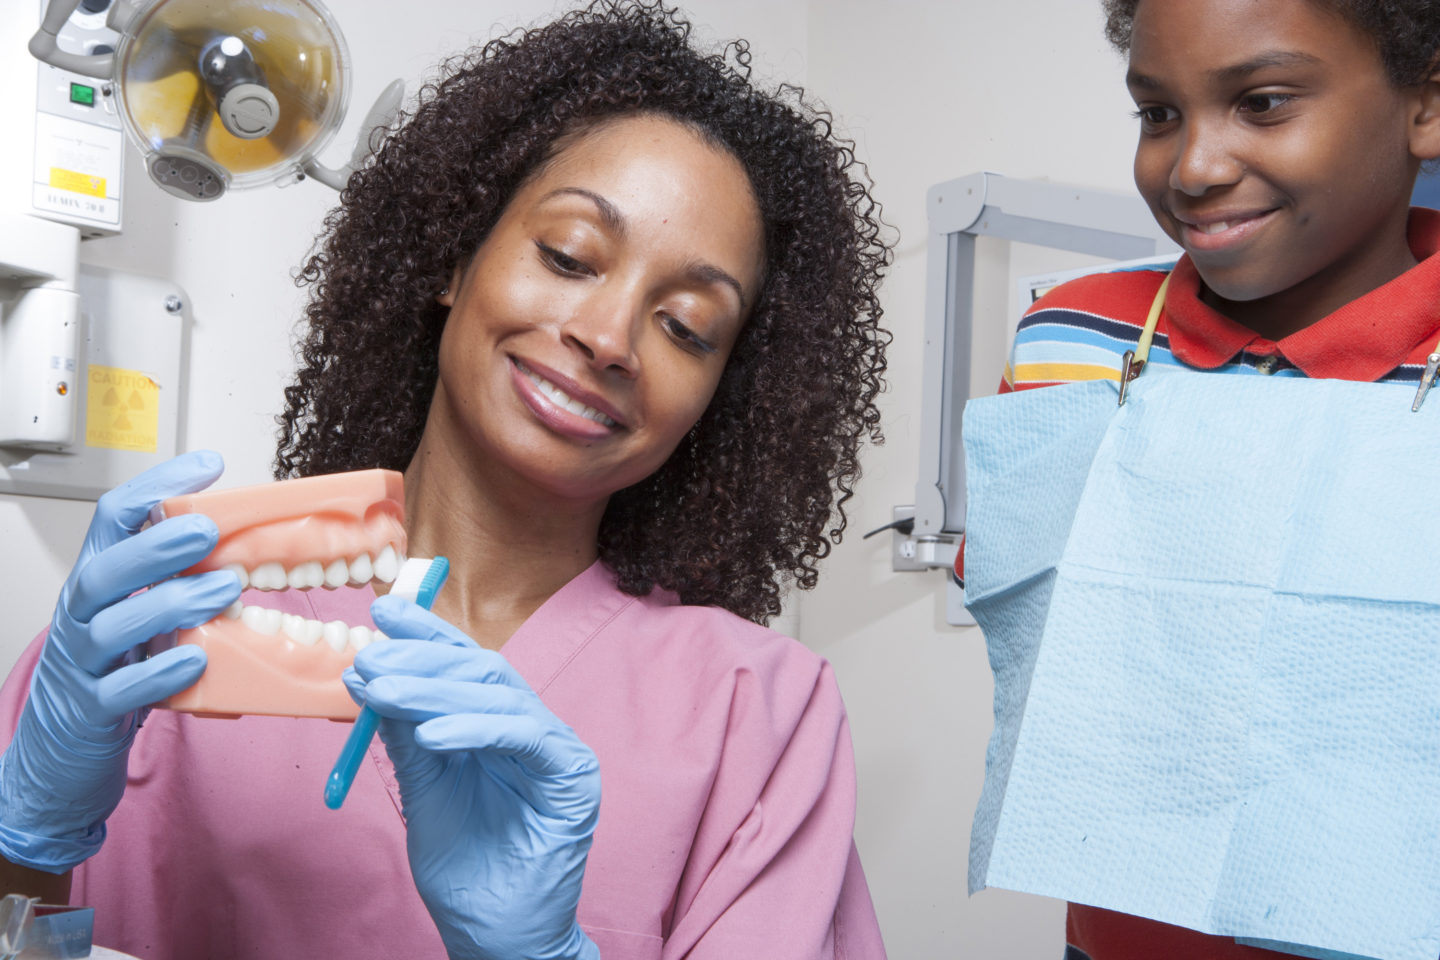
[1101,0,1440,86]
[275,0,890,624]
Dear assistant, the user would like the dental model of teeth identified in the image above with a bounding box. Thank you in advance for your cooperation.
[154,469,408,720]
[218,545,405,654]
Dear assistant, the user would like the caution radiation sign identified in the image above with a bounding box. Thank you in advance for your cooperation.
[86,364,160,452]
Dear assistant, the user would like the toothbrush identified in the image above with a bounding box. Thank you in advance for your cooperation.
[324,556,450,810]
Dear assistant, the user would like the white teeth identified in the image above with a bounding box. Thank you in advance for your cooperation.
[241,605,282,635]
[288,561,325,590]
[348,625,374,650]
[349,553,373,584]
[1197,221,1231,235]
[323,558,350,588]
[224,602,380,651]
[240,551,404,590]
[280,613,307,642]
[251,562,287,591]
[322,620,350,653]
[374,545,399,583]
[286,614,322,646]
[522,365,618,427]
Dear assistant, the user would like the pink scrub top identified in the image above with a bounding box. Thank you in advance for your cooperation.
[1,561,886,960]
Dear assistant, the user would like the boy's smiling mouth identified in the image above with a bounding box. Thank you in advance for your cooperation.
[1172,207,1280,251]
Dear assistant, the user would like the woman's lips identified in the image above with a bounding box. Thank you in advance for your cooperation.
[510,357,623,441]
[1175,208,1279,253]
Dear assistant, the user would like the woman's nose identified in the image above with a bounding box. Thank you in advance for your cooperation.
[1169,119,1243,196]
[561,291,641,377]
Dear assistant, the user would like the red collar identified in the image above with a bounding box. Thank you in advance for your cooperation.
[1163,207,1440,380]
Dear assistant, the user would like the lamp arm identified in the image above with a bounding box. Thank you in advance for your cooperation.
[304,78,405,191]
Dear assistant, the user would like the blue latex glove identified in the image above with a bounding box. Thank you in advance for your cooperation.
[0,451,242,873]
[347,595,601,960]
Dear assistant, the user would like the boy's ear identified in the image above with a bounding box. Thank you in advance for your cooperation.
[1409,70,1440,161]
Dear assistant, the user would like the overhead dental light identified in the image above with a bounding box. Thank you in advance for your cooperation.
[28,0,402,201]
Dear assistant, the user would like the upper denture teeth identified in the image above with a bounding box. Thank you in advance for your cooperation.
[251,562,286,591]
[223,563,249,590]
[323,558,350,589]
[288,561,325,590]
[374,545,400,583]
[349,553,373,584]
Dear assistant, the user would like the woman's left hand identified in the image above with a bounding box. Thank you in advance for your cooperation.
[347,595,601,960]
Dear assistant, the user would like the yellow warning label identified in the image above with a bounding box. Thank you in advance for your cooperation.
[86,365,159,452]
[49,167,106,198]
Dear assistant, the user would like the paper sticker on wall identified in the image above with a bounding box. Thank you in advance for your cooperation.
[86,365,159,452]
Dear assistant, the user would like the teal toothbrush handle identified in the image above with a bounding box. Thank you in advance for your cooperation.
[324,707,379,809]
[324,556,449,811]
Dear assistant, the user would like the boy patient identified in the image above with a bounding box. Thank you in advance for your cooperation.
[964,2,1440,959]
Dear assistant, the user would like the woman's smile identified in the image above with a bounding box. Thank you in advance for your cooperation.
[511,357,623,440]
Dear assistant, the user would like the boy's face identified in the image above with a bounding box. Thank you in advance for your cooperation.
[1127,0,1433,333]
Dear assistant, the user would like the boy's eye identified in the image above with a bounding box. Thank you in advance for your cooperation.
[661,313,716,355]
[1131,105,1177,128]
[1238,92,1291,115]
[536,242,592,276]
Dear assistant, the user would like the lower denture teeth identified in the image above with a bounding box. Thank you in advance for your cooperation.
[348,625,373,650]
[322,620,349,652]
[281,613,306,642]
[242,605,282,635]
[223,599,244,620]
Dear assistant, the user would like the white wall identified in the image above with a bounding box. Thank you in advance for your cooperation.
[1,1,1147,956]
[795,3,1140,957]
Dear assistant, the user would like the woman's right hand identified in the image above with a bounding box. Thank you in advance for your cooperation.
[0,451,241,873]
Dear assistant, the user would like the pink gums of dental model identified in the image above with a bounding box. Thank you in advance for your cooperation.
[156,469,406,720]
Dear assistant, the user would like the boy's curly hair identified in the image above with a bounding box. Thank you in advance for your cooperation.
[1101,0,1440,86]
[275,0,891,624]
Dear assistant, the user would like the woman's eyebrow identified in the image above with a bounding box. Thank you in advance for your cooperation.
[541,186,749,311]
[540,187,627,236]
[684,261,748,312]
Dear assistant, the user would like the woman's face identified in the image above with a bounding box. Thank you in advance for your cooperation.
[431,114,765,505]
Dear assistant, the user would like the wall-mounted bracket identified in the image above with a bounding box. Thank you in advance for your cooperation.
[903,172,1181,626]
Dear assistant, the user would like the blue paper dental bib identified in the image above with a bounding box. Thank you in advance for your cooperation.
[963,368,1440,960]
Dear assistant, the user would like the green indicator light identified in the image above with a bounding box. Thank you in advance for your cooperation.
[69,83,95,107]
